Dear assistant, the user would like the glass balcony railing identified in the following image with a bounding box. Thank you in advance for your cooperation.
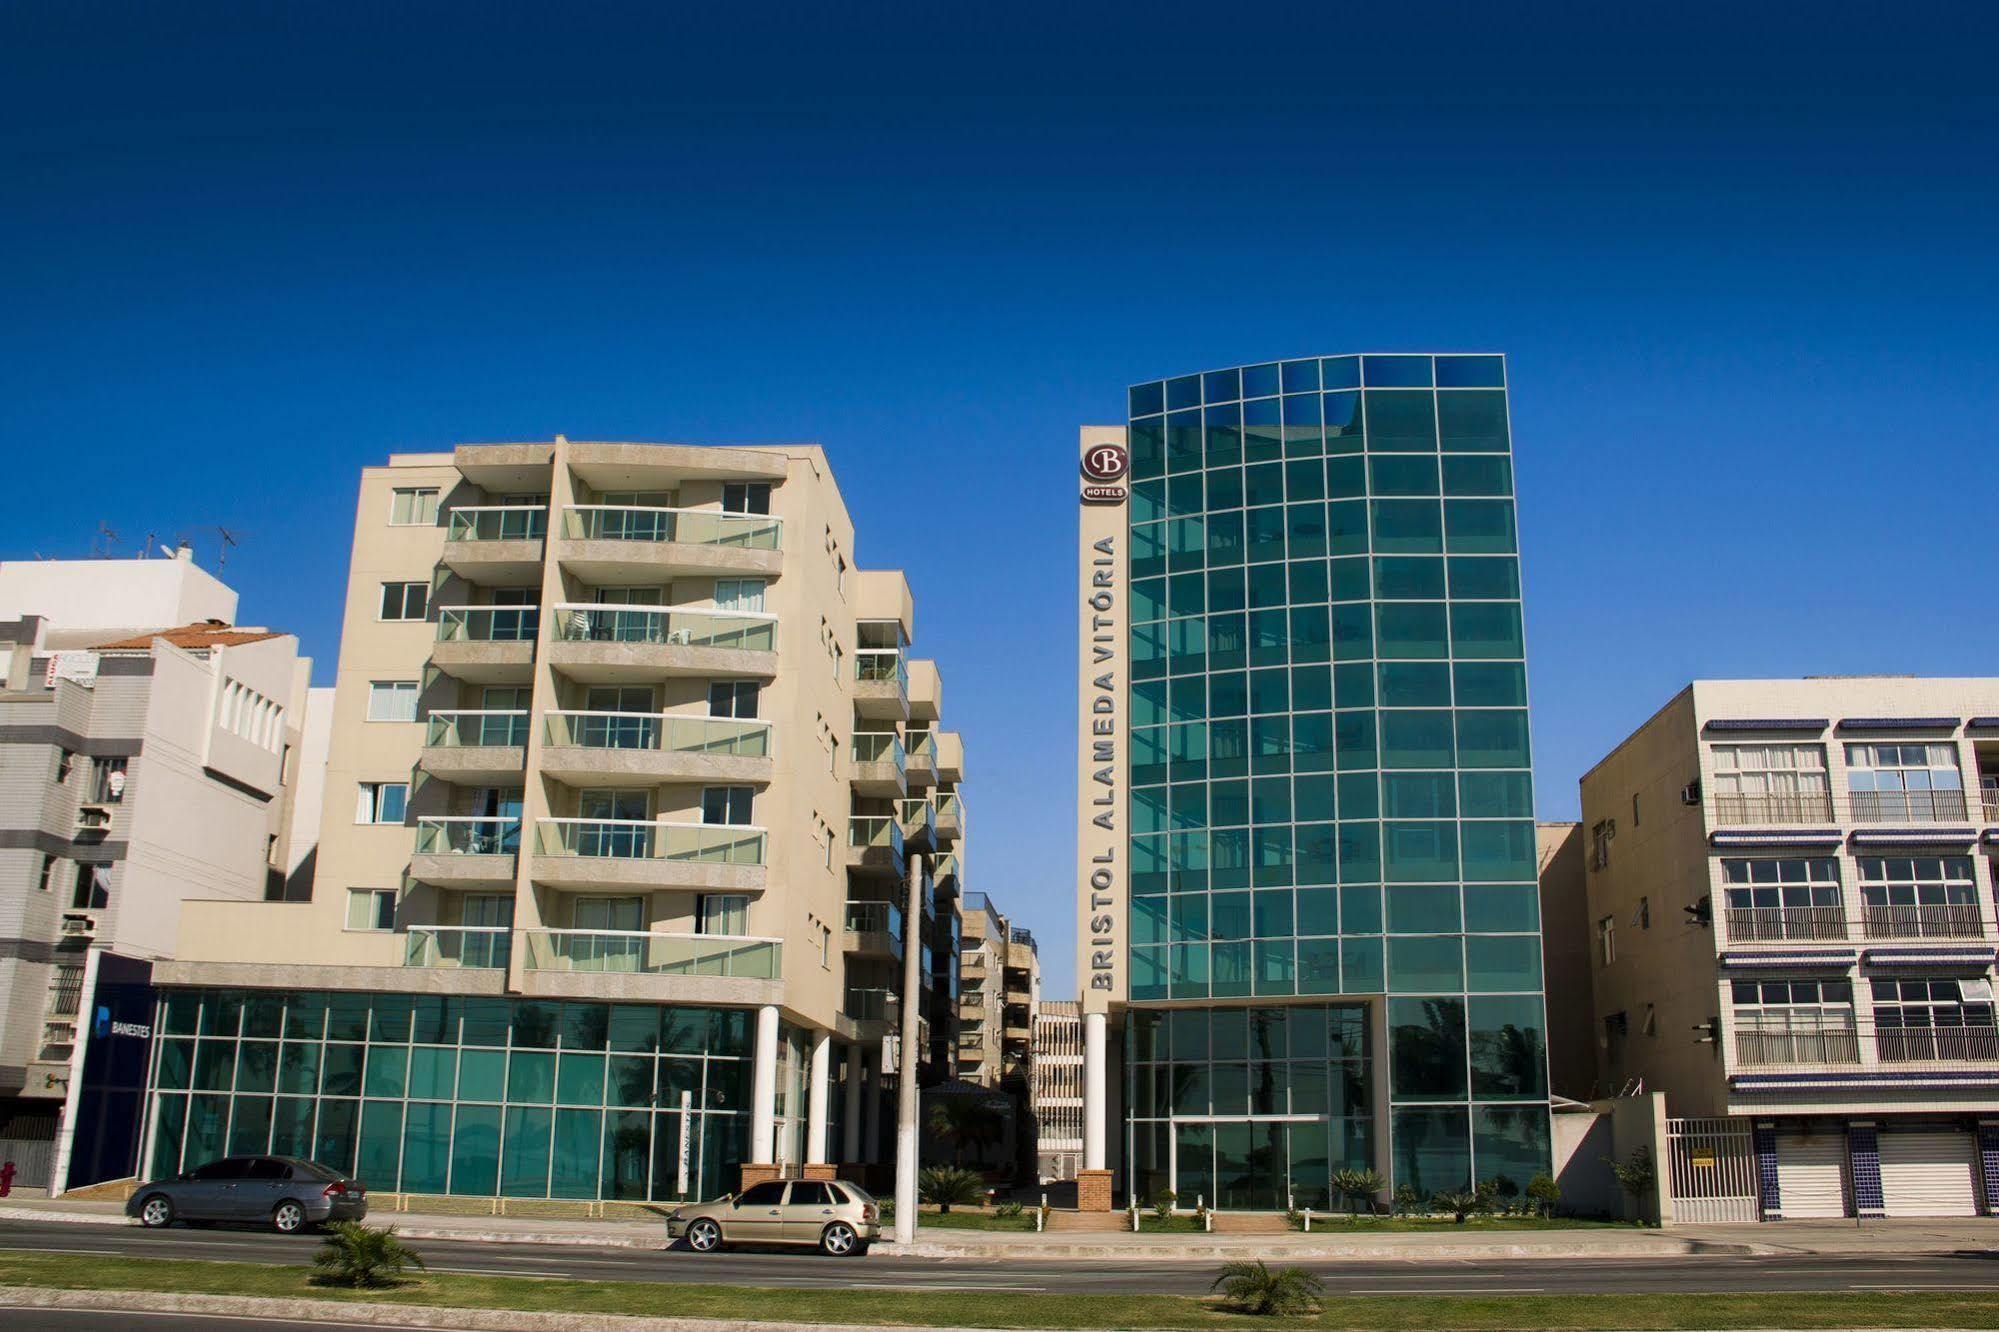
[906,732,938,764]
[520,929,780,979]
[403,926,512,969]
[426,710,531,748]
[844,987,902,1024]
[844,901,903,937]
[848,816,905,858]
[934,852,962,882]
[543,712,771,757]
[856,651,909,690]
[561,506,781,549]
[852,732,907,772]
[935,792,965,829]
[436,606,539,642]
[549,605,776,651]
[900,797,936,839]
[534,818,766,865]
[446,506,548,542]
[413,817,521,856]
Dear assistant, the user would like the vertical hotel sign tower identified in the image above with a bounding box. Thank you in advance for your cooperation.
[1075,426,1129,1213]
[1078,357,1552,1213]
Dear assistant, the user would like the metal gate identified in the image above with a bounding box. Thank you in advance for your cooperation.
[1667,1117,1758,1223]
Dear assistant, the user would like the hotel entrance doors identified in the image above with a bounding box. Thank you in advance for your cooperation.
[1170,1116,1329,1211]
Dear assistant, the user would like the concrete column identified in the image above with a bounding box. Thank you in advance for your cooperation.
[1083,1008,1107,1170]
[750,1003,779,1164]
[861,1047,881,1164]
[894,853,925,1245]
[842,1043,864,1163]
[1369,997,1394,1209]
[805,1029,831,1165]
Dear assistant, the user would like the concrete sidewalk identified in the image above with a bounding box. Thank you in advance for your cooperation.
[3,1196,1993,1260]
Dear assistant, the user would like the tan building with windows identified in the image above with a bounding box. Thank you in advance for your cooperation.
[140,438,971,1203]
[958,891,1038,1087]
[1031,998,1084,1181]
[1574,677,1999,1219]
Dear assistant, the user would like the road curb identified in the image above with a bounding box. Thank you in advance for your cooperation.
[0,1286,930,1331]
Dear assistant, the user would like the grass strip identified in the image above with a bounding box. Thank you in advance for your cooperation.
[1,1248,1998,1329]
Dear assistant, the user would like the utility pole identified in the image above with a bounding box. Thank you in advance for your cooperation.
[893,851,925,1246]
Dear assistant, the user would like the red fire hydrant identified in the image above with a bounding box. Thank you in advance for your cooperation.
[0,1161,16,1198]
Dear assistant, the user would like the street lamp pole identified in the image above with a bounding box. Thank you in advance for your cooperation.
[893,852,925,1246]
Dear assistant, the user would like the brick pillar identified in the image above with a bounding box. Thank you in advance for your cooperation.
[1977,1122,1999,1215]
[1752,1121,1780,1220]
[1077,1168,1114,1212]
[802,1163,837,1181]
[738,1162,782,1191]
[1847,1122,1884,1218]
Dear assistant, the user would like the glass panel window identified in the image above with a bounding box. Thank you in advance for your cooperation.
[1708,743,1830,821]
[1844,743,1965,819]
[390,487,440,525]
[367,681,420,723]
[345,889,395,931]
[355,782,409,824]
[378,582,429,621]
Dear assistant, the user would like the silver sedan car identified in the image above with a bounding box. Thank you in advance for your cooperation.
[127,1155,367,1233]
[668,1178,880,1256]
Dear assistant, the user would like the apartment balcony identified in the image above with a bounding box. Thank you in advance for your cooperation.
[904,731,938,787]
[958,1042,986,1065]
[540,712,773,787]
[1004,1020,1032,1043]
[936,731,964,783]
[845,988,929,1046]
[847,816,906,879]
[1860,903,1987,940]
[532,819,766,893]
[1876,1022,1999,1064]
[1732,1016,1861,1068]
[850,732,907,797]
[1847,789,1971,823]
[440,506,548,586]
[545,606,777,684]
[518,927,782,1004]
[432,607,538,684]
[403,925,513,970]
[556,505,783,582]
[935,792,965,843]
[1708,793,1835,826]
[854,651,910,722]
[899,796,937,850]
[411,817,521,887]
[908,659,941,724]
[419,710,530,785]
[1722,906,1849,944]
[842,901,904,962]
[454,441,556,491]
[563,440,788,493]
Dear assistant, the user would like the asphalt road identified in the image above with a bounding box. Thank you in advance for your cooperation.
[5,1219,1999,1297]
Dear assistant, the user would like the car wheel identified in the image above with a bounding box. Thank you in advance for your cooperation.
[137,1194,174,1228]
[820,1221,860,1257]
[271,1200,307,1234]
[685,1218,723,1252]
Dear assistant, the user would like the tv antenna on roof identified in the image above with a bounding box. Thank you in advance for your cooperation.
[92,523,119,558]
[215,526,240,567]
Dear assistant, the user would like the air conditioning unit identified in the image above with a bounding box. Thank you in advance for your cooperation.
[1680,780,1702,806]
[76,804,112,832]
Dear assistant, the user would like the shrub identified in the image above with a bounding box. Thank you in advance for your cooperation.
[1526,1173,1561,1218]
[1604,1146,1657,1222]
[1391,1183,1420,1217]
[1284,1207,1305,1230]
[1331,1167,1384,1217]
[917,1165,986,1214]
[1150,1188,1178,1221]
[995,1200,1024,1219]
[1430,1189,1489,1224]
[1210,1260,1325,1316]
[310,1222,426,1289]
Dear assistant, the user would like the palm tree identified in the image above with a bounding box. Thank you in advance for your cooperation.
[1209,1260,1325,1316]
[311,1222,427,1288]
[1330,1167,1384,1216]
[917,1164,986,1214]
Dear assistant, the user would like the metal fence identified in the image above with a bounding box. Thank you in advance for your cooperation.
[0,1137,54,1190]
[1666,1116,1758,1224]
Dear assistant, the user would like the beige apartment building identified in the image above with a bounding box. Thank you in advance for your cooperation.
[0,552,309,1194]
[1031,999,1084,1181]
[958,891,1038,1087]
[141,438,970,1203]
[1574,677,1999,1219]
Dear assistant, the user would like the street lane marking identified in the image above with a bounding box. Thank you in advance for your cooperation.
[1352,1286,1544,1294]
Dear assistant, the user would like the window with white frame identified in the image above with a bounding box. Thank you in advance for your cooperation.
[1731,978,1853,1018]
[713,579,765,612]
[389,487,440,526]
[1596,915,1615,965]
[367,680,420,722]
[1721,858,1842,913]
[1856,856,1978,932]
[355,781,409,824]
[345,888,396,931]
[701,786,753,825]
[1709,743,1830,820]
[697,893,749,936]
[379,581,429,621]
[1844,742,1965,819]
[1871,976,1994,1033]
[721,482,770,515]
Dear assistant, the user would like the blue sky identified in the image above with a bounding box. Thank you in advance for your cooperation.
[5,3,1997,996]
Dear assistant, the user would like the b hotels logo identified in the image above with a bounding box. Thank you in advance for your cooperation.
[1080,441,1129,504]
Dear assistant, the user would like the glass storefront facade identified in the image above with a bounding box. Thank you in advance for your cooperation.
[144,989,761,1202]
[1122,354,1550,1203]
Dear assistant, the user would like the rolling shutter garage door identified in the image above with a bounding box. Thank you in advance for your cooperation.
[1775,1130,1848,1218]
[1879,1129,1980,1217]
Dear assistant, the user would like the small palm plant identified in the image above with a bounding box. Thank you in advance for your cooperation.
[1210,1259,1325,1316]
[1331,1167,1384,1217]
[917,1164,986,1214]
[1431,1189,1489,1224]
[311,1221,427,1288]
[1150,1188,1178,1222]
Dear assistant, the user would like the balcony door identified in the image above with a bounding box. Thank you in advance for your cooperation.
[583,686,654,748]
[579,789,649,857]
[461,893,514,968]
[573,895,645,972]
[471,787,523,853]
[593,586,666,642]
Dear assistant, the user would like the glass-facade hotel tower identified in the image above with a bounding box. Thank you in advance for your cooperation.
[1075,354,1549,1211]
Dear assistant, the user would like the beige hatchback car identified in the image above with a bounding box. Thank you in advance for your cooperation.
[668,1178,880,1256]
